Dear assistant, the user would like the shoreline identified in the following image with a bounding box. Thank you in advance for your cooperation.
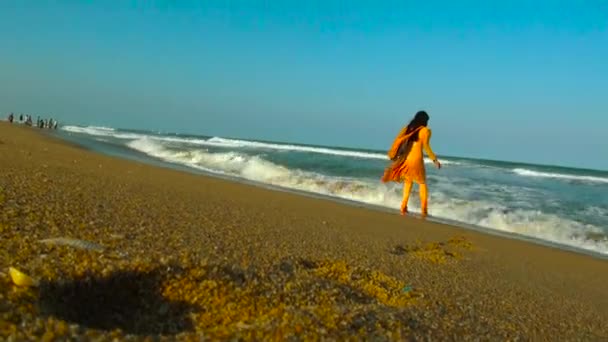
[2,122,608,340]
[52,128,608,261]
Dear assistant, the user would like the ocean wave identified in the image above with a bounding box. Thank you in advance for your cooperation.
[582,206,608,217]
[428,194,607,253]
[89,126,115,131]
[62,125,142,140]
[513,168,608,184]
[204,137,388,160]
[126,137,608,255]
[62,125,115,133]
[203,137,459,165]
[126,138,225,175]
[62,125,459,164]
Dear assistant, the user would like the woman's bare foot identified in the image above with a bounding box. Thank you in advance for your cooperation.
[400,205,408,216]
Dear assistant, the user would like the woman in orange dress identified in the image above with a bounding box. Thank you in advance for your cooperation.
[381,111,441,216]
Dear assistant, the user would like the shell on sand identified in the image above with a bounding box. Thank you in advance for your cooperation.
[8,267,38,287]
[39,237,105,252]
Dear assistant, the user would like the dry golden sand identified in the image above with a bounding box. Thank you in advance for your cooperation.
[1,122,607,341]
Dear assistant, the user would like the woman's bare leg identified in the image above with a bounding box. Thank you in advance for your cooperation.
[419,183,428,216]
[401,180,413,214]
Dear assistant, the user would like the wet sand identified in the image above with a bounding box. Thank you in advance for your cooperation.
[1,121,607,341]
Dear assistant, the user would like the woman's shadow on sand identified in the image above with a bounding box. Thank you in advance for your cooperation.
[38,268,197,336]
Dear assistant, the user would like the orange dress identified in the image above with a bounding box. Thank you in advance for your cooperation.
[382,126,437,184]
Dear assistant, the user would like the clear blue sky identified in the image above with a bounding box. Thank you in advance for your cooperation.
[1,1,607,170]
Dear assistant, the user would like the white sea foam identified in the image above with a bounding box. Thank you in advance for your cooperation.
[200,137,460,165]
[126,137,608,255]
[513,168,608,184]
[204,137,387,159]
[582,206,608,217]
[62,125,115,133]
[62,125,143,140]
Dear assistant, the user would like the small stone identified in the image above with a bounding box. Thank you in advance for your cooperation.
[41,331,55,342]
[158,303,169,315]
[279,260,294,275]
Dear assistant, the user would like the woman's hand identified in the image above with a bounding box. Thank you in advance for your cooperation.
[433,159,441,169]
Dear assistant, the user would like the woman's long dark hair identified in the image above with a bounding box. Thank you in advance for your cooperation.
[405,110,430,142]
[392,110,430,160]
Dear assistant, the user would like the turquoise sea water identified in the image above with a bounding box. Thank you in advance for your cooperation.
[56,125,608,256]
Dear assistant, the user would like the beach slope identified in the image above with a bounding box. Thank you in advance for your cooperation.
[1,122,607,340]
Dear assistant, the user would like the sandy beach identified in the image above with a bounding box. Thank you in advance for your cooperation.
[1,121,607,340]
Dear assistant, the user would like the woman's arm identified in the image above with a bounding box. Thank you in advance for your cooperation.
[422,128,441,168]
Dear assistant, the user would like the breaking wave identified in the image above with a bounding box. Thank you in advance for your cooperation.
[513,168,608,184]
